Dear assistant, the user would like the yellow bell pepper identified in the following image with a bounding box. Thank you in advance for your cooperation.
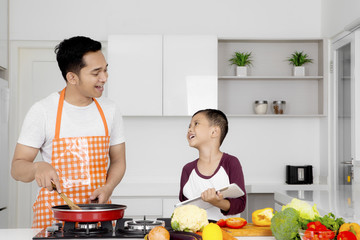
[252,208,274,227]
[339,222,360,240]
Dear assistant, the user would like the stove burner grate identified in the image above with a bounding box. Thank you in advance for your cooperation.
[32,217,171,239]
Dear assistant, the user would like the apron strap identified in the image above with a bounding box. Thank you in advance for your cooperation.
[54,89,66,139]
[54,88,109,139]
[93,98,109,136]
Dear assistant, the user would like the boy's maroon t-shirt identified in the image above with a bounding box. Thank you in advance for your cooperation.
[179,153,246,216]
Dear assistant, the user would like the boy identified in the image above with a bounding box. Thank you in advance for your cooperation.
[11,36,126,228]
[179,109,246,220]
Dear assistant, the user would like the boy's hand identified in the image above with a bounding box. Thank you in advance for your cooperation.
[201,188,224,204]
[201,188,230,212]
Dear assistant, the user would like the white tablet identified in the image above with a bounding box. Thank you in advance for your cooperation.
[175,183,245,209]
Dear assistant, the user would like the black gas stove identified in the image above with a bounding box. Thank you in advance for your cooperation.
[33,217,172,239]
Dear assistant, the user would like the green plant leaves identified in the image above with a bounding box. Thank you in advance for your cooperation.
[287,51,313,66]
[229,51,253,67]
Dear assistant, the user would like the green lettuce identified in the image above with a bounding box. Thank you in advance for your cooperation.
[282,198,320,220]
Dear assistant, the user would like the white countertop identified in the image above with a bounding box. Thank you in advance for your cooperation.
[0,228,275,240]
[274,184,360,223]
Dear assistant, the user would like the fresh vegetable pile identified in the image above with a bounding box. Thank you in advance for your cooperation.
[270,198,360,240]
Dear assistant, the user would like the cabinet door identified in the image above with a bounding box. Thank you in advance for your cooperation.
[13,45,65,227]
[107,35,163,116]
[163,35,218,116]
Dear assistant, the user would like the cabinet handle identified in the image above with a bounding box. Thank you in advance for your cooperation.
[341,161,353,165]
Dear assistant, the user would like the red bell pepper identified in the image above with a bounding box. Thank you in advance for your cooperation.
[225,217,247,229]
[337,231,357,240]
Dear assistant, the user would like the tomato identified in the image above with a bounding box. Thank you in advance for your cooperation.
[216,219,226,227]
[319,229,335,239]
[304,222,336,240]
[225,217,247,229]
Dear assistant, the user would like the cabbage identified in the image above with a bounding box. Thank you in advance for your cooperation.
[282,198,320,220]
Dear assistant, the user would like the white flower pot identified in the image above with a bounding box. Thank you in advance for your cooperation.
[293,66,305,76]
[236,66,247,77]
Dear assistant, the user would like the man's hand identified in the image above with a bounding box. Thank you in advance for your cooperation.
[34,161,61,192]
[89,185,113,204]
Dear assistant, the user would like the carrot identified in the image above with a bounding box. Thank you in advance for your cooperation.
[222,229,237,240]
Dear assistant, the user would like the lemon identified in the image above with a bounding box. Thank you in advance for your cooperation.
[202,223,222,240]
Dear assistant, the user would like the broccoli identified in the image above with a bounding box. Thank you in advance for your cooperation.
[270,207,301,240]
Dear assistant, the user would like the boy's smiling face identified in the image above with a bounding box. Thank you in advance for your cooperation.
[187,112,214,148]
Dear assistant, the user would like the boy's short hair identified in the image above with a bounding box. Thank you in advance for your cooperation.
[193,109,228,145]
[55,36,102,81]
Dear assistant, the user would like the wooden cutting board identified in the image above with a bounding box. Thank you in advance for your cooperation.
[222,223,273,236]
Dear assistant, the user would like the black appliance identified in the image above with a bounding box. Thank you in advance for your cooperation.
[286,165,313,184]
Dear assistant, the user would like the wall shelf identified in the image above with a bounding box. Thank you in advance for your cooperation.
[227,114,327,118]
[219,76,324,80]
[218,38,325,116]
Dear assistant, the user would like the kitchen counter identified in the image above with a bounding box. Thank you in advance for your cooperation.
[0,228,275,240]
[275,184,360,222]
[113,182,329,196]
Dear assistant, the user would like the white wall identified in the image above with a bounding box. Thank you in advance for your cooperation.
[10,0,322,41]
[7,0,326,227]
[121,117,321,186]
[322,0,360,38]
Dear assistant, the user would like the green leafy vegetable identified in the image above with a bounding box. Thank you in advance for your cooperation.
[299,212,345,238]
[282,198,320,220]
[171,221,180,231]
[271,207,301,240]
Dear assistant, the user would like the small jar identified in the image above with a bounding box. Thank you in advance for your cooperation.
[254,100,268,114]
[272,101,286,114]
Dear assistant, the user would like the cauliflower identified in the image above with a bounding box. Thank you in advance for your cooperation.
[171,205,209,232]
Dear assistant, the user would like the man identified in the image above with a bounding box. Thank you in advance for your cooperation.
[11,36,126,228]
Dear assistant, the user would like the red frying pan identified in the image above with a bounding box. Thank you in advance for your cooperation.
[52,204,126,222]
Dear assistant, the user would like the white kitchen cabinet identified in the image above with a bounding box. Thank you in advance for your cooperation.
[163,35,218,116]
[218,39,327,116]
[0,0,8,69]
[107,35,218,116]
[107,35,163,116]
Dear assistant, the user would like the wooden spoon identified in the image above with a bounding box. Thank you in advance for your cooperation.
[51,182,82,210]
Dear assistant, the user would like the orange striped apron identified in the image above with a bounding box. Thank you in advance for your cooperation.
[32,88,110,228]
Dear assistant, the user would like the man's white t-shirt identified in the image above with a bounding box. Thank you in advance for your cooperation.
[18,92,125,164]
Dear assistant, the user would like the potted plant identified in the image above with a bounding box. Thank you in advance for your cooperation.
[229,51,253,76]
[287,51,313,76]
